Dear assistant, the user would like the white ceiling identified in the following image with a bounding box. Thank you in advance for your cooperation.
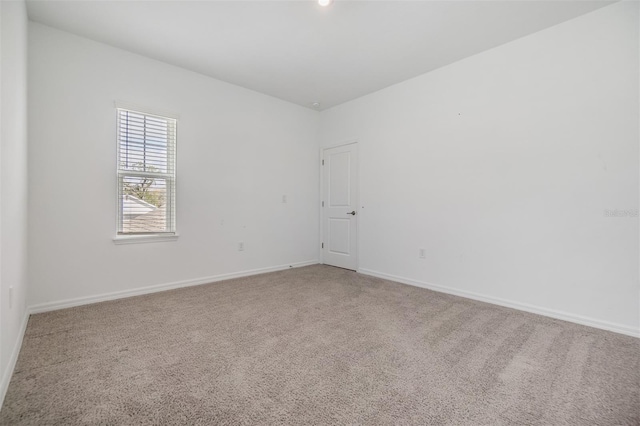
[27,0,614,110]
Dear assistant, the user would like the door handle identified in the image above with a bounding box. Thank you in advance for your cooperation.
[347,211,356,216]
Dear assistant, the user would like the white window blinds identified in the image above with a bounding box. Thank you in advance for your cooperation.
[117,108,176,235]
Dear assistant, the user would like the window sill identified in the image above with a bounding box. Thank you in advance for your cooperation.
[113,234,179,245]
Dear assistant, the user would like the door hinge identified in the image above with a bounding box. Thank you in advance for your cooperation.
[322,243,324,248]
[322,159,324,165]
[322,201,324,207]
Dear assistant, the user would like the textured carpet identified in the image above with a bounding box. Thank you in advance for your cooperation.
[1,265,638,425]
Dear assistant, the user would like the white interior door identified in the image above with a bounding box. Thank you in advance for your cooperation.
[322,143,358,270]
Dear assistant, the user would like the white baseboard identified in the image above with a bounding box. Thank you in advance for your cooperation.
[358,268,639,338]
[0,310,30,408]
[29,260,319,315]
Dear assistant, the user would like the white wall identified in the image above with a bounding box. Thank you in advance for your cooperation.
[320,1,639,335]
[28,23,320,308]
[0,0,29,400]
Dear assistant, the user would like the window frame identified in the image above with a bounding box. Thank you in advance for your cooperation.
[113,104,178,244]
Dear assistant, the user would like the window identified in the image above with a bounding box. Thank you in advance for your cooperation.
[116,107,176,237]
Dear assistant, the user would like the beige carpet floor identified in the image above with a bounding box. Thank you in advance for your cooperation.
[1,265,638,425]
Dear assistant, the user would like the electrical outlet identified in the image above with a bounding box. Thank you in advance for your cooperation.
[419,248,426,259]
[238,241,245,251]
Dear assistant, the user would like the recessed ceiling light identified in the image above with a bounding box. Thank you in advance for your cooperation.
[318,0,332,7]
[311,102,321,109]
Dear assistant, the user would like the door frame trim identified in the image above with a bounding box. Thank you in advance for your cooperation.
[319,139,360,270]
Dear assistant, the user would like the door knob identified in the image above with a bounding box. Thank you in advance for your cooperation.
[347,211,356,216]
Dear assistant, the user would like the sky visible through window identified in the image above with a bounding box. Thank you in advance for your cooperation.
[119,111,170,173]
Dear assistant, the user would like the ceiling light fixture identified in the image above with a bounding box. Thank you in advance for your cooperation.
[318,0,332,7]
[311,102,321,109]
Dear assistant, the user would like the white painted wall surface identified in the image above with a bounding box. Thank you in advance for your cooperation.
[1,0,29,399]
[28,23,319,307]
[320,2,639,335]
